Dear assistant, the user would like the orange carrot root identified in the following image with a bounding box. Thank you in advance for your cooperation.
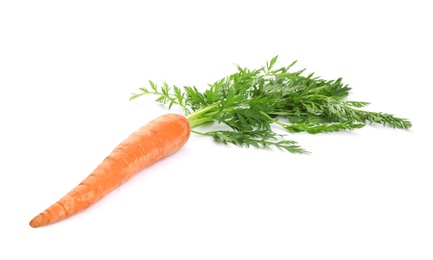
[29,113,190,228]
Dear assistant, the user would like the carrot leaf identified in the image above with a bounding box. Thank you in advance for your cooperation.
[131,56,412,153]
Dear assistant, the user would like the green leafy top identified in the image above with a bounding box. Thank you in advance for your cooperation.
[130,56,411,154]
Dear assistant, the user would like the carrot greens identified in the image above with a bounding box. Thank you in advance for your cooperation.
[130,56,411,153]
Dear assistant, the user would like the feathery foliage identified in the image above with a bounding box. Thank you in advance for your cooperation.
[130,56,411,153]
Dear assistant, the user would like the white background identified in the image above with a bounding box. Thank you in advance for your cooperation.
[1,0,432,259]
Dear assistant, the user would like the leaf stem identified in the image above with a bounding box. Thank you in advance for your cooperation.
[186,102,220,128]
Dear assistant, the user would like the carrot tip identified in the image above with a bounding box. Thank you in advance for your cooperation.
[29,214,45,228]
[29,219,39,228]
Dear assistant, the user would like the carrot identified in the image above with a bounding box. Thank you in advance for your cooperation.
[29,113,190,228]
[30,57,411,228]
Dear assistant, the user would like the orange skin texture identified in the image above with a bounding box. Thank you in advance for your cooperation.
[30,113,190,228]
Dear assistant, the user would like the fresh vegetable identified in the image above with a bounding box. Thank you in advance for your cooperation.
[29,56,411,228]
[29,113,190,228]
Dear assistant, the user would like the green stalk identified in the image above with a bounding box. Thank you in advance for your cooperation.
[185,102,220,128]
